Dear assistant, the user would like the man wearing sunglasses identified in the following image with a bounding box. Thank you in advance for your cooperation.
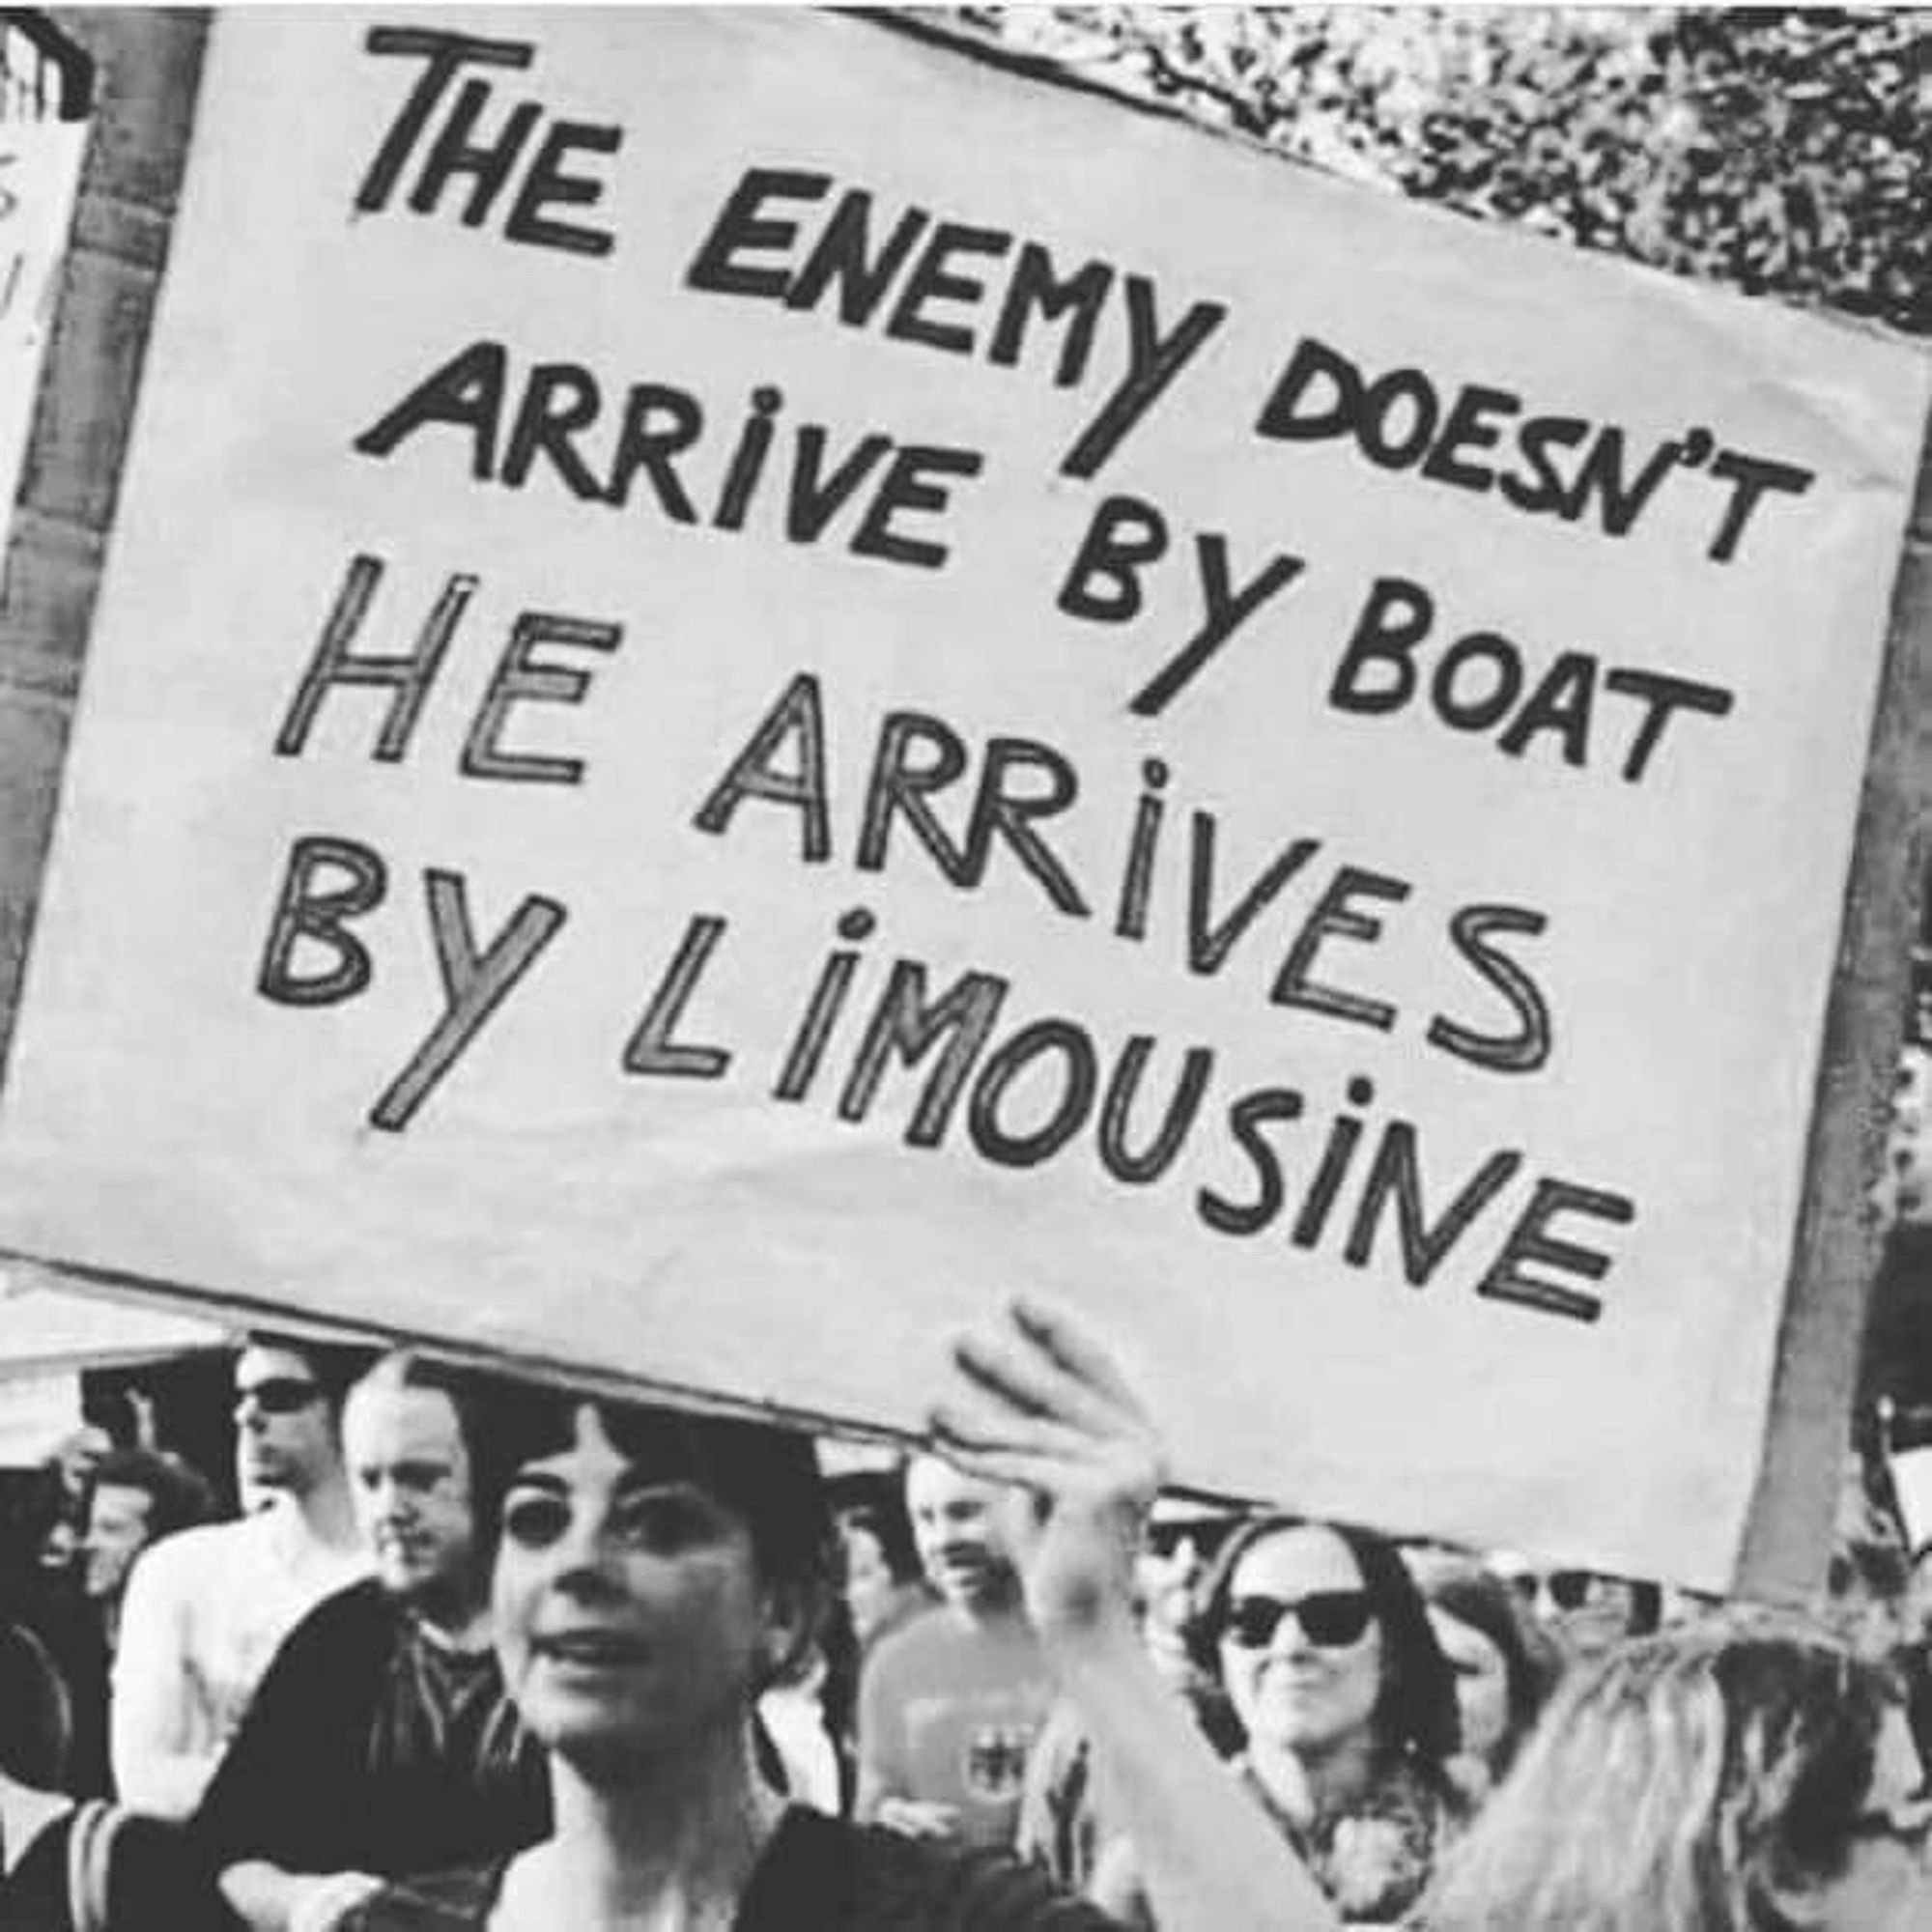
[109,1336,371,1818]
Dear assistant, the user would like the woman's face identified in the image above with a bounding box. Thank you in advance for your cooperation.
[494,1404,781,1775]
[1429,1608,1510,1768]
[839,1521,898,1642]
[1218,1525,1383,1760]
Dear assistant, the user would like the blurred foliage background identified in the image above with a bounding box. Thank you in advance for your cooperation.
[952,7,1930,337]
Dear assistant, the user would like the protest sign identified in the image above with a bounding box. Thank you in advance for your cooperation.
[0,10,1924,1592]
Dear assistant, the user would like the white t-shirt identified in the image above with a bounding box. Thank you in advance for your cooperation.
[109,1501,369,1818]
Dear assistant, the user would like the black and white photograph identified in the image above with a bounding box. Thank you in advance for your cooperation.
[0,6,1927,1927]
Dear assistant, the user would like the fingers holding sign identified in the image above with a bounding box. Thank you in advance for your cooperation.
[929,1296,1168,1642]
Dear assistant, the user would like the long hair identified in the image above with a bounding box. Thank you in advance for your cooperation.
[1191,1514,1460,1773]
[1414,1555,1560,1778]
[1425,1610,1892,1932]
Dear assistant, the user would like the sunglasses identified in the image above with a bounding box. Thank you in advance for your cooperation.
[235,1376,324,1415]
[1223,1589,1376,1649]
[1512,1569,1600,1611]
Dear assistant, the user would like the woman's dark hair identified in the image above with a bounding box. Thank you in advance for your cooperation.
[86,1449,217,1545]
[831,1468,923,1587]
[490,1382,833,1598]
[1192,1513,1460,1771]
[1417,1558,1560,1776]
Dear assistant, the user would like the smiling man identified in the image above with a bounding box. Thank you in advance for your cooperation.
[193,1352,549,1932]
[855,1454,1057,1851]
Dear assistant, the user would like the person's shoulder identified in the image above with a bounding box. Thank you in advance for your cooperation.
[262,1576,397,1677]
[119,1518,241,1611]
[340,1861,504,1930]
[132,1517,237,1577]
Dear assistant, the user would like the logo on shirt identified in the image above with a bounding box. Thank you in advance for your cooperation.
[960,1723,1034,1804]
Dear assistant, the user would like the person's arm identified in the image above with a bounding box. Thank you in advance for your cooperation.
[193,1590,353,1870]
[930,1298,1342,1932]
[219,1860,384,1932]
[109,1537,218,1818]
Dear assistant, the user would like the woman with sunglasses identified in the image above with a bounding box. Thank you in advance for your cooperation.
[933,1300,1932,1932]
[1081,1516,1458,1925]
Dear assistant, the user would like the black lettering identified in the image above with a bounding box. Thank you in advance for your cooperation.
[684,166,830,299]
[606,384,703,520]
[987,243,1111,387]
[1477,1178,1634,1322]
[408,78,540,227]
[460,612,622,784]
[1343,1123,1522,1282]
[849,443,984,570]
[275,555,475,763]
[1197,1087,1304,1236]
[1329,577,1430,716]
[1496,415,1589,519]
[620,914,733,1078]
[785,426,893,543]
[1271,867,1410,1033]
[1096,1037,1213,1183]
[693,672,831,863]
[1496,652,1595,767]
[1427,905,1552,1075]
[885,220,1012,354]
[838,959,1009,1145]
[1186,813,1321,977]
[1056,495,1168,625]
[1419,384,1520,493]
[787,188,929,326]
[501,118,620,256]
[967,1019,1097,1168]
[257,836,388,1007]
[354,339,508,479]
[965,738,1090,917]
[856,712,972,884]
[1604,668,1735,783]
[356,28,534,215]
[1705,450,1814,563]
[1252,335,1359,443]
[1129,536,1304,718]
[1566,429,1680,538]
[500,361,605,499]
[1060,279,1226,479]
[1356,367,1437,470]
[368,870,567,1131]
[1430,633,1522,732]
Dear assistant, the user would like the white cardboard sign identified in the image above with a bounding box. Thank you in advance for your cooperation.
[0,11,1925,1589]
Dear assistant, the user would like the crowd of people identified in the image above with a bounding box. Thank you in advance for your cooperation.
[0,1304,1928,1930]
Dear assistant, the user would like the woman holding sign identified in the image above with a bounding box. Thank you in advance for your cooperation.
[340,1380,1127,1931]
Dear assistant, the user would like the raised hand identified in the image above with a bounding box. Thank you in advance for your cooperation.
[928,1295,1167,1645]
